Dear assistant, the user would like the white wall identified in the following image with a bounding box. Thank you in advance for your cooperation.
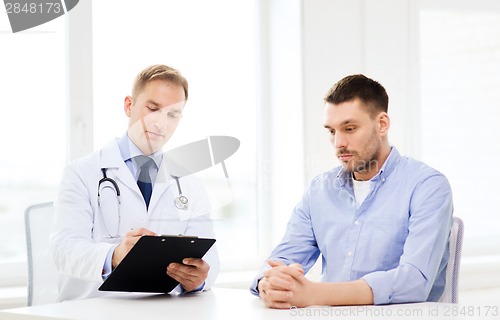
[301,0,420,183]
[257,0,306,248]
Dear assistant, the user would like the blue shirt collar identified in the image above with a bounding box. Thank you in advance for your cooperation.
[117,133,163,168]
[336,146,401,186]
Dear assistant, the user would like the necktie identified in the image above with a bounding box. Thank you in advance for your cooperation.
[135,156,155,209]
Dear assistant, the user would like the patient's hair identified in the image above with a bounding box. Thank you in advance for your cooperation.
[132,64,188,100]
[324,74,388,118]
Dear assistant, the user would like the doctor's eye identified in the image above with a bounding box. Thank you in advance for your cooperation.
[167,111,182,119]
[147,105,159,112]
[329,129,336,135]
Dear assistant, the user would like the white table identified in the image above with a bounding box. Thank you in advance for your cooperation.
[0,288,497,320]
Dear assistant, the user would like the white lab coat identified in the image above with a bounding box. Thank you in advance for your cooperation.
[50,139,219,301]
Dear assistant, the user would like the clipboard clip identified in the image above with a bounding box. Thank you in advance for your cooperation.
[159,234,199,238]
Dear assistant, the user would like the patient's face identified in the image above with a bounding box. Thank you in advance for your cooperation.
[324,98,385,179]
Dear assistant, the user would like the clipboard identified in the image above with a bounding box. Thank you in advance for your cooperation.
[98,235,216,293]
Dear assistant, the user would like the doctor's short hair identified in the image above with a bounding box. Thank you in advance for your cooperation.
[132,64,189,100]
[324,74,388,118]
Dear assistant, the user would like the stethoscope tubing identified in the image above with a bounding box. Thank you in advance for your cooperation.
[96,167,189,238]
[97,168,188,210]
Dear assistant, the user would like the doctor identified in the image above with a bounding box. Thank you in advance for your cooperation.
[50,64,219,301]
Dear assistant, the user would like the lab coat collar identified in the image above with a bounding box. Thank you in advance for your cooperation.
[100,138,129,170]
[99,139,141,197]
[100,139,174,211]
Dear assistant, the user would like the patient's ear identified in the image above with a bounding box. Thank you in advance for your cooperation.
[378,112,390,135]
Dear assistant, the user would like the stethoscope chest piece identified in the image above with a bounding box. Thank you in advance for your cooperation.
[174,195,189,210]
[172,175,189,210]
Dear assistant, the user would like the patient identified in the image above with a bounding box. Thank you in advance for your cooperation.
[250,74,453,308]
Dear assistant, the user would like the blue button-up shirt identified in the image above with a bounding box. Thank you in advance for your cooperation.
[250,147,453,304]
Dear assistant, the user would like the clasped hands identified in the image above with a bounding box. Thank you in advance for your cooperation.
[112,227,209,292]
[258,260,317,309]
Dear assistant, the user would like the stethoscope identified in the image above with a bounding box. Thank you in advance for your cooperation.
[98,168,189,210]
[97,168,189,238]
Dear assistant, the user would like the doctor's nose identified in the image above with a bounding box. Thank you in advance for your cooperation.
[153,112,168,130]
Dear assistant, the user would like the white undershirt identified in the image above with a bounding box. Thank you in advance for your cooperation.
[352,177,372,209]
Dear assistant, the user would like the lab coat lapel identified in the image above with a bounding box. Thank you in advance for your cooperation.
[100,139,142,197]
[148,155,174,211]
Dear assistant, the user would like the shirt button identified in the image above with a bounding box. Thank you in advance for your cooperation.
[347,251,352,256]
[354,220,360,226]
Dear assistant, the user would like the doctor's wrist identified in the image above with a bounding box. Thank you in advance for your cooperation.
[111,245,124,269]
[181,281,205,294]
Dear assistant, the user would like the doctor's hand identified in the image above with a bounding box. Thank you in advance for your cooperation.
[166,258,210,292]
[258,260,316,309]
[112,228,157,268]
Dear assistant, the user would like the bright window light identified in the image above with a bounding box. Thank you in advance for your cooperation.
[420,9,500,253]
[0,17,66,264]
[92,0,258,270]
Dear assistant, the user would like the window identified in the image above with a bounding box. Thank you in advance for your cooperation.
[92,0,258,269]
[0,15,66,282]
[420,2,500,255]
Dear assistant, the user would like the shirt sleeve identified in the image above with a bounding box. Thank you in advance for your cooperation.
[179,282,205,294]
[362,174,453,304]
[101,245,118,280]
[250,185,320,295]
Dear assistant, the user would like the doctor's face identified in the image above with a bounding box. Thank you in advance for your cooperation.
[323,98,389,180]
[125,80,186,155]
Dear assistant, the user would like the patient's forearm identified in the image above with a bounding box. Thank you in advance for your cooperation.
[313,279,374,306]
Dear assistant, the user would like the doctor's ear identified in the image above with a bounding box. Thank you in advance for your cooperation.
[124,96,133,117]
